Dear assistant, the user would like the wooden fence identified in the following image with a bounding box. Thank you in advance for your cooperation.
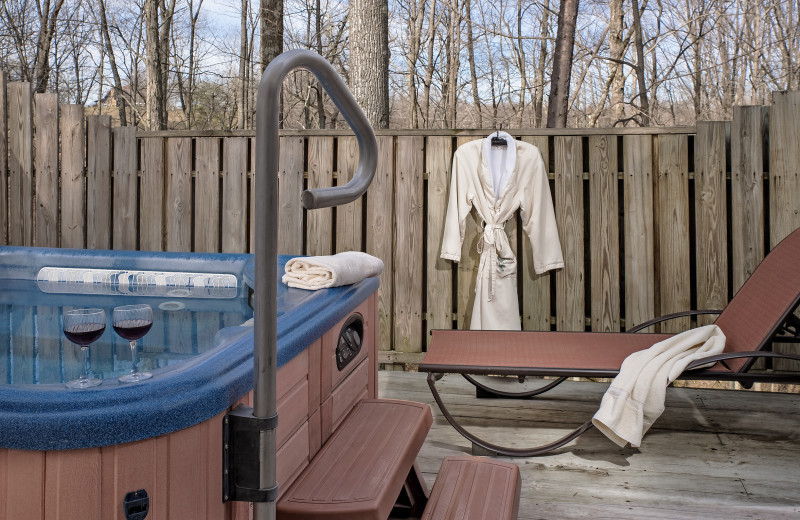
[1,72,799,371]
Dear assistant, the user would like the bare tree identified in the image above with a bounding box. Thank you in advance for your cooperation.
[260,0,283,72]
[465,0,481,127]
[547,0,579,127]
[350,0,390,127]
[34,0,66,92]
[97,0,127,124]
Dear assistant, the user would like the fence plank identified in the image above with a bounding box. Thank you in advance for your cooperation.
[335,136,363,253]
[394,136,424,353]
[222,137,248,253]
[656,134,691,333]
[34,93,59,247]
[768,90,800,371]
[455,136,482,329]
[520,136,551,331]
[277,136,305,255]
[306,137,334,256]
[426,136,453,343]
[768,91,800,246]
[695,122,728,326]
[87,116,112,250]
[194,138,220,252]
[554,136,585,331]
[140,138,165,251]
[623,135,655,331]
[366,136,394,353]
[731,106,765,294]
[0,72,6,245]
[60,105,86,249]
[589,135,620,332]
[112,127,138,250]
[8,82,33,246]
[166,138,192,252]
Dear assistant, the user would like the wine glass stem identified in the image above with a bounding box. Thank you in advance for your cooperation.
[130,341,139,375]
[80,345,90,383]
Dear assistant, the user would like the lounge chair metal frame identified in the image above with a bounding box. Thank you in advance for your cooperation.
[421,229,800,457]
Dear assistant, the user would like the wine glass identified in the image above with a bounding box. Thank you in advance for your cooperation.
[63,308,107,389]
[114,304,154,383]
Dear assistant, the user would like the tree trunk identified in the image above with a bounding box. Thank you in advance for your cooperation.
[514,0,526,128]
[239,0,248,129]
[546,0,579,128]
[631,0,649,125]
[98,0,127,125]
[315,0,326,128]
[445,0,460,127]
[260,0,283,72]
[159,0,177,125]
[691,17,703,121]
[405,0,425,128]
[350,0,390,128]
[534,0,549,127]
[145,0,164,129]
[466,0,481,127]
[608,0,625,123]
[33,0,66,93]
[187,0,203,128]
[421,0,437,127]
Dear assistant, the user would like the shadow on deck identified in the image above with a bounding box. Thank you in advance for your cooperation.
[378,371,800,519]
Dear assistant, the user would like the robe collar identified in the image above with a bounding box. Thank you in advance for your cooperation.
[482,131,516,201]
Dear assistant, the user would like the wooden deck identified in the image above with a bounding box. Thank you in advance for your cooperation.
[378,371,800,519]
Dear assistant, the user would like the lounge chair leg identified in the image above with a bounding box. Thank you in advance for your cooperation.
[464,374,568,399]
[428,373,594,457]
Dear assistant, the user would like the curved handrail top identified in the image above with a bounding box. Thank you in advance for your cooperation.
[256,49,377,210]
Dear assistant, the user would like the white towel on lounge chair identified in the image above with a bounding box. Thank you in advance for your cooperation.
[592,324,726,448]
[282,252,384,290]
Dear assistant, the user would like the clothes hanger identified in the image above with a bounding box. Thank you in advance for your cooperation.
[490,123,507,147]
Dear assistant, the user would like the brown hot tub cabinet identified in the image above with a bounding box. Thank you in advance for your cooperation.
[0,248,378,520]
[0,296,377,520]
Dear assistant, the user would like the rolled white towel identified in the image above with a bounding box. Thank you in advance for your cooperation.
[282,252,384,290]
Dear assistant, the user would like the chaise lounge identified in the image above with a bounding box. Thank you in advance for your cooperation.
[420,227,800,457]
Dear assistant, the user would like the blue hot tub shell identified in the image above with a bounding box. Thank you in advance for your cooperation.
[0,247,379,451]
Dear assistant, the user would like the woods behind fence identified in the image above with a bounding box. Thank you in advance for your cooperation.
[2,75,799,369]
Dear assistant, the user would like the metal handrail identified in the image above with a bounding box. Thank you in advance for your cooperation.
[252,49,377,520]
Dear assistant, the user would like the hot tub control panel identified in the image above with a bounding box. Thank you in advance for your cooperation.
[336,314,364,371]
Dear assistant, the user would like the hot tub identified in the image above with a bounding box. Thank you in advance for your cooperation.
[0,247,378,519]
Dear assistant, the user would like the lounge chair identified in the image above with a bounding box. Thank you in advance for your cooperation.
[420,227,800,457]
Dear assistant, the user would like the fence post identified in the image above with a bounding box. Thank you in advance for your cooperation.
[393,135,424,354]
[655,134,691,333]
[589,134,621,332]
[34,93,59,247]
[8,82,33,246]
[554,136,585,331]
[695,121,729,326]
[112,126,138,250]
[60,105,86,249]
[87,115,112,250]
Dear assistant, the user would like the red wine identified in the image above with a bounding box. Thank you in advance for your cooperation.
[64,323,106,345]
[113,319,153,341]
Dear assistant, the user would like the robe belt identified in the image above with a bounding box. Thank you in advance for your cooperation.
[476,223,510,301]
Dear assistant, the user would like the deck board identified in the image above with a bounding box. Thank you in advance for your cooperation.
[378,371,800,518]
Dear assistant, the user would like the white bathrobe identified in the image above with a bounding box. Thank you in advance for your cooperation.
[440,132,564,330]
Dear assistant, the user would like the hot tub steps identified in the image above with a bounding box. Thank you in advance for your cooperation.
[420,456,521,520]
[277,398,433,520]
[276,398,522,520]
